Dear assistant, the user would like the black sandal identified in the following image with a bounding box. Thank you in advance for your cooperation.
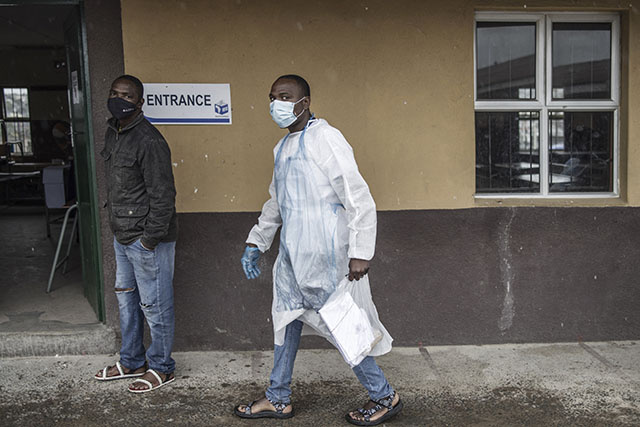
[234,398,294,419]
[345,391,403,426]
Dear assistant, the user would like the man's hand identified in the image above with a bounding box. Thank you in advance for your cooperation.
[348,258,369,281]
[140,239,154,251]
[242,245,261,279]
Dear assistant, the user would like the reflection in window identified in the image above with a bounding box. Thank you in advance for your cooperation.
[549,111,565,150]
[476,111,540,193]
[475,14,618,196]
[549,111,612,192]
[552,23,611,99]
[476,22,536,100]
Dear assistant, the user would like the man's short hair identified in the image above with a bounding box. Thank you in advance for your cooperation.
[276,74,310,97]
[113,74,144,99]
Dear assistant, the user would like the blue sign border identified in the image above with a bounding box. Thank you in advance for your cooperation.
[145,116,231,124]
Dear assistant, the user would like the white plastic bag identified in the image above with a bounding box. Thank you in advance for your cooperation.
[319,286,378,367]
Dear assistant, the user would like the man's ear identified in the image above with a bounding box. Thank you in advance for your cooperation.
[138,96,144,109]
[302,96,311,109]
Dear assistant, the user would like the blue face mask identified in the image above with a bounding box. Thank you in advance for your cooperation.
[269,97,306,128]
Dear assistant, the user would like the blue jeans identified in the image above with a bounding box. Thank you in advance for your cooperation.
[113,237,176,374]
[265,320,394,405]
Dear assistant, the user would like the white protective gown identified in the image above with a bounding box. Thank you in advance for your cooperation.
[247,118,393,357]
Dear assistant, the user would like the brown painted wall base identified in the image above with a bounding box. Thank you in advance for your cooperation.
[102,207,640,351]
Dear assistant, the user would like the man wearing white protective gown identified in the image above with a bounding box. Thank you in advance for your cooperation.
[235,75,402,426]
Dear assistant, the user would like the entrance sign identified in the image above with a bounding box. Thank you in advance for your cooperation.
[143,83,231,125]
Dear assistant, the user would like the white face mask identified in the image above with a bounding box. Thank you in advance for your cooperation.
[269,97,306,128]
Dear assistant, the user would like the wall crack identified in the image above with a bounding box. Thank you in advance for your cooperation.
[498,208,516,333]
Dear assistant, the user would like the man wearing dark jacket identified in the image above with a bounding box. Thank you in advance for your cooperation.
[94,75,178,394]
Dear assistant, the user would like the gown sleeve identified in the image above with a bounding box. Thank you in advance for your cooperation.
[314,126,377,260]
[246,171,282,252]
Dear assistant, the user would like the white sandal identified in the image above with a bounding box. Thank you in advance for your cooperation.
[128,369,175,394]
[94,361,146,381]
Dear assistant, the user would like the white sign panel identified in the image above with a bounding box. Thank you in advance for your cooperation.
[143,83,231,125]
[71,71,80,105]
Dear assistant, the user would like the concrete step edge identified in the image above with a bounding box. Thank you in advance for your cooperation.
[0,324,117,358]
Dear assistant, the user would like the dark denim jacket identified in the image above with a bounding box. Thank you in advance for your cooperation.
[101,113,177,249]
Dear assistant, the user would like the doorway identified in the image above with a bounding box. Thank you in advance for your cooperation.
[0,2,104,337]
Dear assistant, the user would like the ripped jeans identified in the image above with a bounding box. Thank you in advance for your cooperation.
[113,237,176,374]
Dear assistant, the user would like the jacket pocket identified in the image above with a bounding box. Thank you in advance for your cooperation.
[112,153,141,191]
[100,147,112,160]
[111,204,149,233]
[113,154,136,167]
[112,204,149,218]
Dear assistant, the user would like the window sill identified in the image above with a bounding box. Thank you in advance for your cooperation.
[473,192,626,207]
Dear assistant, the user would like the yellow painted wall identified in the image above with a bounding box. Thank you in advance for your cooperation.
[120,0,640,212]
[627,3,640,206]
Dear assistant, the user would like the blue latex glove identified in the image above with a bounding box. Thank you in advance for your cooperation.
[241,246,262,279]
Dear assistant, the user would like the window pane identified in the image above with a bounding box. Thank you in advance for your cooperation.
[5,122,32,156]
[552,23,611,99]
[476,111,540,193]
[3,88,30,118]
[476,22,536,100]
[549,111,612,192]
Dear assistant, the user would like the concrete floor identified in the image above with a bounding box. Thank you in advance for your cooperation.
[0,206,114,356]
[1,342,640,426]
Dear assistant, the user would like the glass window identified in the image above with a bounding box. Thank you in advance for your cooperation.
[476,111,540,193]
[1,88,32,156]
[552,23,611,100]
[475,13,618,197]
[476,22,536,100]
[3,88,30,118]
[549,111,612,192]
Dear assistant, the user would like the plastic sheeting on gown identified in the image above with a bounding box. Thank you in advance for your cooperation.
[247,118,392,358]
[319,280,379,367]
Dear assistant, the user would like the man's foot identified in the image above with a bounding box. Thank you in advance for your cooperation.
[234,396,294,419]
[128,369,175,393]
[94,361,147,381]
[346,391,402,426]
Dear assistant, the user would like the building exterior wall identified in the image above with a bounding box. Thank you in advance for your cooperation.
[172,208,640,349]
[89,0,640,349]
[84,0,125,329]
[119,0,640,211]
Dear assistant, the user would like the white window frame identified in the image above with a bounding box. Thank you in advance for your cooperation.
[474,11,620,199]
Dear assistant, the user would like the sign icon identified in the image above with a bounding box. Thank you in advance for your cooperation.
[215,100,229,115]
